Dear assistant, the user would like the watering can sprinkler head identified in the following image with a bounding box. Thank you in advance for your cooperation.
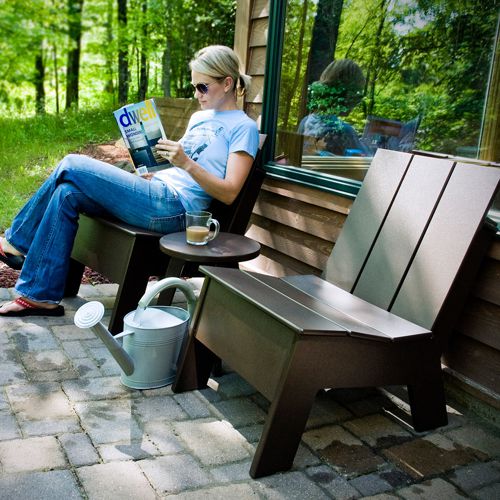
[74,301,135,376]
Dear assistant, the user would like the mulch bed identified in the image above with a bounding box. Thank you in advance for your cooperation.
[0,141,130,289]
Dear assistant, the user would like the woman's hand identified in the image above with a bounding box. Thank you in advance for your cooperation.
[155,139,189,168]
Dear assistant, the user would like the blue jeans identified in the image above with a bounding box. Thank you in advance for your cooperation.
[5,154,186,303]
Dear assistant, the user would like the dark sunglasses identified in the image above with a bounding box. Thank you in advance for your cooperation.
[191,79,223,94]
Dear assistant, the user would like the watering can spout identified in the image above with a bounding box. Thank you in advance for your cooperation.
[74,301,135,375]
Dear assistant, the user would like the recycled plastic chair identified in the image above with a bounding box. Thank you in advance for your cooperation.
[64,134,266,334]
[172,148,500,478]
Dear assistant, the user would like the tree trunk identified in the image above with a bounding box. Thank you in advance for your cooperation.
[138,0,148,100]
[306,0,344,85]
[364,0,388,117]
[282,0,309,129]
[53,44,59,114]
[161,1,172,97]
[104,0,115,95]
[65,0,84,110]
[117,0,129,105]
[34,42,45,115]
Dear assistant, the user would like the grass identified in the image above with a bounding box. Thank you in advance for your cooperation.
[0,108,120,232]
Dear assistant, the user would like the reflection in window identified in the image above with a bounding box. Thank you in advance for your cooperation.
[274,0,499,181]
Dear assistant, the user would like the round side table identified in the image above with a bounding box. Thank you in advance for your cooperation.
[158,232,261,304]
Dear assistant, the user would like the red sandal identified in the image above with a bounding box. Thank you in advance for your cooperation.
[0,298,64,317]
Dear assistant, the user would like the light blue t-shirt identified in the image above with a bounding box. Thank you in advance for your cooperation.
[155,109,259,212]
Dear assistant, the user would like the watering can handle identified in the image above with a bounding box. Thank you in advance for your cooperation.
[138,277,197,318]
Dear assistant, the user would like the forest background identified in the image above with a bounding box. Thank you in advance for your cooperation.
[0,0,236,230]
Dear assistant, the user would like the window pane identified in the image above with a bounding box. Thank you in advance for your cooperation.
[274,0,499,182]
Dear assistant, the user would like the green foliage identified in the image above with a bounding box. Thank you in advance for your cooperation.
[0,107,118,231]
[279,0,499,156]
[0,0,236,115]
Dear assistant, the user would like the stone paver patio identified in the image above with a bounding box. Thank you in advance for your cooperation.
[0,282,499,499]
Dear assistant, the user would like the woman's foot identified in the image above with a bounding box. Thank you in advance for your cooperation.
[0,237,25,270]
[0,297,64,317]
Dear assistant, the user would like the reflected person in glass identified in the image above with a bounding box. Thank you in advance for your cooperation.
[298,59,370,157]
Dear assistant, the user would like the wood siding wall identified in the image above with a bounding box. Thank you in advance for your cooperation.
[234,0,268,123]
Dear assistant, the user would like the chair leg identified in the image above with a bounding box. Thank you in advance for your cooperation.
[172,337,218,392]
[250,348,318,478]
[64,259,85,297]
[407,370,448,432]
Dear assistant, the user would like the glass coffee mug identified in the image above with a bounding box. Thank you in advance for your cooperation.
[185,211,220,245]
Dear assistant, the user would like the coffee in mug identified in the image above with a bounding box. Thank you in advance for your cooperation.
[185,211,220,245]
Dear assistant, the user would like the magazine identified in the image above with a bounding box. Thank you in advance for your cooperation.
[113,98,170,174]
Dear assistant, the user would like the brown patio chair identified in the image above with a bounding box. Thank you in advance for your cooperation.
[172,148,500,478]
[64,134,266,334]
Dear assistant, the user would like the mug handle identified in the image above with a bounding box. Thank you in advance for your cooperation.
[207,218,220,241]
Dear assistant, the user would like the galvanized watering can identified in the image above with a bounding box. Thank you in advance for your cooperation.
[74,278,197,389]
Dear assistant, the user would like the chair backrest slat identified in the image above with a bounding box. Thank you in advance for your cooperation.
[324,149,411,291]
[209,134,266,235]
[391,161,500,329]
[352,155,454,309]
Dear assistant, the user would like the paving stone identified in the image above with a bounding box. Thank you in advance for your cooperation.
[197,386,223,403]
[140,384,175,397]
[344,414,411,448]
[173,419,251,466]
[139,454,212,494]
[75,399,143,445]
[21,350,71,372]
[293,443,323,469]
[52,323,96,341]
[132,395,187,423]
[448,460,500,493]
[397,477,469,499]
[305,464,360,499]
[21,417,81,437]
[209,460,253,482]
[303,424,385,475]
[62,376,134,401]
[379,467,414,489]
[212,397,267,427]
[73,357,104,378]
[446,425,500,458]
[173,392,212,418]
[0,361,27,385]
[211,372,257,398]
[306,391,353,429]
[237,423,264,444]
[0,413,21,441]
[7,382,75,420]
[349,473,393,497]
[384,437,478,479]
[0,470,82,500]
[29,368,79,382]
[252,470,331,499]
[361,495,400,499]
[77,461,156,500]
[163,483,257,499]
[98,438,159,462]
[0,390,9,411]
[61,340,89,359]
[474,482,500,500]
[10,324,59,352]
[142,421,184,454]
[88,346,123,376]
[0,436,66,473]
[0,287,12,300]
[59,432,100,467]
